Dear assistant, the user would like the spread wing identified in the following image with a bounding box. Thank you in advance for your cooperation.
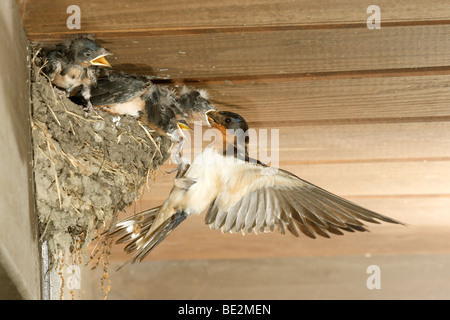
[88,73,151,105]
[205,161,403,238]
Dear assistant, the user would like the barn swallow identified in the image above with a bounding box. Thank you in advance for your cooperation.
[42,35,112,109]
[107,110,404,265]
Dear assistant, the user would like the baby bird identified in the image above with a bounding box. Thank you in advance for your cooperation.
[70,72,188,141]
[42,35,112,110]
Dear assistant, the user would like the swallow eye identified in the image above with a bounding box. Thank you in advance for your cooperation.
[225,118,232,124]
[84,51,93,58]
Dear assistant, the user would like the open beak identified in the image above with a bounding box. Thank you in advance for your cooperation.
[205,109,219,127]
[90,53,112,67]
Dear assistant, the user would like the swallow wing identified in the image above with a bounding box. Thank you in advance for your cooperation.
[89,74,151,105]
[205,162,403,238]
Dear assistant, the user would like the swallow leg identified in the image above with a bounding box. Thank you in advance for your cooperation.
[175,159,190,178]
[171,136,185,165]
[81,84,95,117]
[82,101,94,117]
[165,137,190,177]
[54,86,70,99]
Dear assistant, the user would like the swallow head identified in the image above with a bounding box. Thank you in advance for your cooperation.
[178,88,215,123]
[206,110,249,151]
[206,110,248,132]
[164,119,181,141]
[69,37,112,68]
[143,89,192,142]
[152,103,178,134]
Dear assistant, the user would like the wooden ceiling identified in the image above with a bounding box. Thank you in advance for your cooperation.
[18,0,450,299]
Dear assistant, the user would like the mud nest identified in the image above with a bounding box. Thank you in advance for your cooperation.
[30,47,173,268]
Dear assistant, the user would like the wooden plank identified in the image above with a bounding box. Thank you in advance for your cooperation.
[109,197,450,261]
[251,161,450,196]
[20,0,450,38]
[116,25,450,78]
[98,254,450,300]
[29,25,450,79]
[176,122,450,164]
[199,75,450,126]
[252,122,450,164]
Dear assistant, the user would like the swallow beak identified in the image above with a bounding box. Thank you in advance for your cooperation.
[177,120,193,131]
[90,53,112,67]
[168,121,193,142]
[205,109,219,127]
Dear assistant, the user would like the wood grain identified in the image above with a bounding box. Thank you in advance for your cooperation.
[200,75,450,126]
[19,0,450,39]
[26,25,450,80]
[177,122,450,164]
[97,254,450,300]
[78,25,450,80]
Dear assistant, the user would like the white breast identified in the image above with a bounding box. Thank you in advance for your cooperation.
[107,97,144,117]
[180,148,242,214]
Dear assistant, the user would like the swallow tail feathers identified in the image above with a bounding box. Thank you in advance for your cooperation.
[108,207,159,245]
[108,207,188,267]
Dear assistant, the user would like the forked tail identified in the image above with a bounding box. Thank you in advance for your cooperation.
[107,207,188,269]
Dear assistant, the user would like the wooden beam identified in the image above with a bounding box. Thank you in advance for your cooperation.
[178,122,450,164]
[27,25,450,80]
[99,253,450,300]
[19,0,450,39]
[199,75,450,126]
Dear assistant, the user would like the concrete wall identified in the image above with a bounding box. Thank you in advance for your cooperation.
[0,0,40,300]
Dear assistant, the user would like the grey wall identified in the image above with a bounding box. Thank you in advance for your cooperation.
[0,0,40,300]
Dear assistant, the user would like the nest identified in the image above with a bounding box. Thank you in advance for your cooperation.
[30,47,173,275]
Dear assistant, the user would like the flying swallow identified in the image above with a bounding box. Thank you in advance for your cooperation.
[107,110,404,265]
[42,35,112,109]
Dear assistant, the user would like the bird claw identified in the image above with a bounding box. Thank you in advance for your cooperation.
[164,158,189,177]
[54,87,70,99]
[171,137,186,165]
[167,137,191,178]
[175,159,190,178]
[83,101,94,117]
